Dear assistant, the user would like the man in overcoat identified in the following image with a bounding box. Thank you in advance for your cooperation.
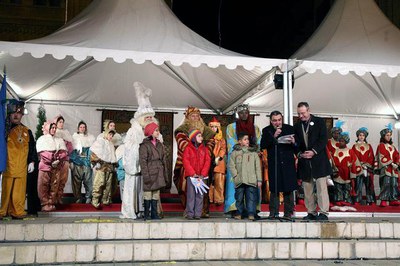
[294,102,332,221]
[260,111,297,220]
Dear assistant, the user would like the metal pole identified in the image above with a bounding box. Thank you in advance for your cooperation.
[283,71,289,124]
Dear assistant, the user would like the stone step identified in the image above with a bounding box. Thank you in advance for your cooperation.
[1,219,400,242]
[2,238,400,264]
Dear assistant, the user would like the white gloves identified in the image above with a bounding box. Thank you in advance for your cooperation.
[27,162,35,173]
[51,160,60,168]
[215,157,220,166]
[363,169,368,177]
[190,176,209,195]
[392,163,399,170]
[95,162,101,169]
[326,178,334,187]
[69,162,74,170]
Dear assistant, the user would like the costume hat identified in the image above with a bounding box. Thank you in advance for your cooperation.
[185,106,201,119]
[339,132,350,144]
[331,120,344,134]
[7,99,25,115]
[42,121,56,135]
[53,114,65,124]
[134,81,155,119]
[380,123,393,137]
[208,116,221,127]
[356,127,369,138]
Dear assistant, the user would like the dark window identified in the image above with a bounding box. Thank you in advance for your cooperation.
[49,0,61,7]
[33,0,47,6]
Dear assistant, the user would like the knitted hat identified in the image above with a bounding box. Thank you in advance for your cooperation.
[338,132,350,144]
[185,106,201,119]
[380,123,393,137]
[7,99,25,115]
[133,82,155,119]
[356,127,369,138]
[144,122,159,137]
[188,129,201,142]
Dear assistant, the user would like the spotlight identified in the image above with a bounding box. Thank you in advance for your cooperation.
[394,121,400,129]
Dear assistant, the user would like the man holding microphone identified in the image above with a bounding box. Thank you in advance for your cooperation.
[260,111,297,220]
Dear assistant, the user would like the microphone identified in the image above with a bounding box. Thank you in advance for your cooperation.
[274,126,282,138]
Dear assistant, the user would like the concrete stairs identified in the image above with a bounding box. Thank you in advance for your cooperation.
[1,216,400,264]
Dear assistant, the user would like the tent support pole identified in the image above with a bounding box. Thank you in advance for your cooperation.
[221,68,275,114]
[370,73,398,120]
[0,74,20,100]
[163,62,219,114]
[283,70,293,125]
[25,57,95,103]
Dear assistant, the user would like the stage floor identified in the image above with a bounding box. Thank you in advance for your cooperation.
[29,202,400,219]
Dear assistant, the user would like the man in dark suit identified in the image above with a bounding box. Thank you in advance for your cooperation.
[260,111,297,220]
[294,102,332,221]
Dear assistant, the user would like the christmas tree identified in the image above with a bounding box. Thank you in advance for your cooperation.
[35,103,46,140]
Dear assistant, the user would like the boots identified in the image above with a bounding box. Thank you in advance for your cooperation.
[144,200,151,221]
[151,200,161,220]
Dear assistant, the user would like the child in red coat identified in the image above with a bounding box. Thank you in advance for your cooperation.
[182,129,211,219]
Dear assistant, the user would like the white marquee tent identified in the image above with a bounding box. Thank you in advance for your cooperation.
[247,0,400,120]
[0,0,398,146]
[0,0,285,115]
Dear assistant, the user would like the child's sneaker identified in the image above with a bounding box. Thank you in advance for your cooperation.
[233,215,241,220]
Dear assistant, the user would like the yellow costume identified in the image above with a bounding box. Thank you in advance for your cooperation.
[0,124,30,218]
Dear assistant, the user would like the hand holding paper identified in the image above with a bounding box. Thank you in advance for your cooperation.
[277,134,295,144]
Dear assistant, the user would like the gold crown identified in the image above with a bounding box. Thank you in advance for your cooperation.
[185,106,200,118]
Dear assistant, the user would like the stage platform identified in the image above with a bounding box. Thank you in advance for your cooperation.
[1,211,400,264]
[37,202,400,218]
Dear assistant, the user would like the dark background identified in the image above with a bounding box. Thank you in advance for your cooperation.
[171,0,334,59]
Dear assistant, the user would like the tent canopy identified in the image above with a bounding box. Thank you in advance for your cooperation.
[0,0,285,114]
[247,0,400,119]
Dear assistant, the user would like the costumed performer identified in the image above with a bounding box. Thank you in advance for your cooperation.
[36,122,69,211]
[0,100,36,218]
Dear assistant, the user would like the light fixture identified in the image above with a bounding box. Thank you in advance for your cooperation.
[394,121,400,129]
[273,71,295,90]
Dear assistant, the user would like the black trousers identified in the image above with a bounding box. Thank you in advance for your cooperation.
[269,191,294,217]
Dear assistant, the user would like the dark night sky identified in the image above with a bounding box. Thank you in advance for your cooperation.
[172,0,333,59]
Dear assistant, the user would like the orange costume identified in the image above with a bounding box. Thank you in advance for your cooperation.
[208,117,226,205]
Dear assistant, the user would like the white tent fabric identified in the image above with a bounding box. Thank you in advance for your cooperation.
[247,0,400,119]
[0,0,285,113]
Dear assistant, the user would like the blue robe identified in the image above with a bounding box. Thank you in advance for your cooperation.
[224,122,261,213]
